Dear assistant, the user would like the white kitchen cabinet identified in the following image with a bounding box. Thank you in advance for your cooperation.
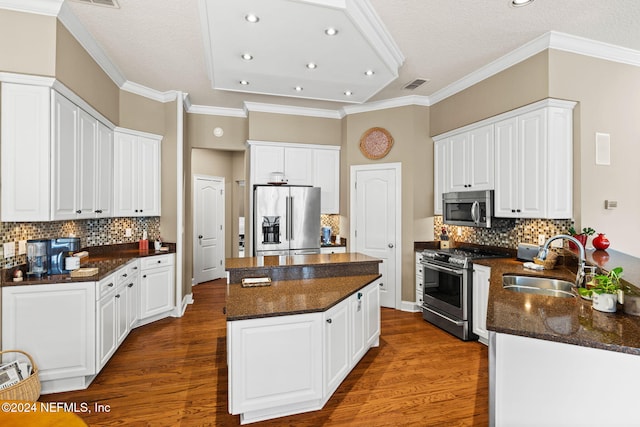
[323,298,350,397]
[139,254,175,321]
[2,281,96,394]
[97,273,118,371]
[51,92,80,220]
[363,279,381,348]
[350,289,366,365]
[415,251,424,310]
[1,83,51,221]
[320,246,346,254]
[472,264,491,344]
[312,148,340,213]
[249,141,341,214]
[114,261,139,345]
[125,260,140,331]
[494,100,574,219]
[446,124,494,193]
[95,122,114,217]
[433,139,447,215]
[113,128,162,217]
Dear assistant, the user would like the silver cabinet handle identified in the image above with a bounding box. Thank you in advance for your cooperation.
[388,243,394,248]
[326,319,332,324]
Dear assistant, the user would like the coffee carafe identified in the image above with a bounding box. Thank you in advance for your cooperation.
[26,239,49,277]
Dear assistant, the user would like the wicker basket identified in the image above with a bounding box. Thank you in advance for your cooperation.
[0,350,41,401]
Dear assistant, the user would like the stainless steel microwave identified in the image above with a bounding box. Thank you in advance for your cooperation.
[443,190,494,228]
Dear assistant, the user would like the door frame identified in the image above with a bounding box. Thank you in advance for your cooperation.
[192,174,225,285]
[349,162,402,310]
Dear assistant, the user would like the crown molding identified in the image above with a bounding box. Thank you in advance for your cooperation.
[548,30,640,68]
[188,104,247,118]
[0,72,55,87]
[57,2,126,87]
[0,0,63,16]
[342,94,429,115]
[120,81,180,103]
[244,102,343,119]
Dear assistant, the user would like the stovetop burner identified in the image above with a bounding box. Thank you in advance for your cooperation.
[422,246,510,268]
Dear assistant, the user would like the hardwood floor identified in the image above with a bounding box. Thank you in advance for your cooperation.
[41,280,489,426]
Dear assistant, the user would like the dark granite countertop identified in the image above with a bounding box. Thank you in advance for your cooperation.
[480,257,640,356]
[226,274,381,321]
[226,252,379,270]
[3,243,176,286]
[321,237,346,248]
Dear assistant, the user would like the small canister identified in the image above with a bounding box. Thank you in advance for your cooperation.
[65,256,80,271]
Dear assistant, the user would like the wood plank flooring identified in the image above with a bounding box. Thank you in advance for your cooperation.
[40,280,489,426]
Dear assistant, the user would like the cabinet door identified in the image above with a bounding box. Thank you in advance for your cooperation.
[472,265,491,344]
[447,133,468,192]
[364,280,381,348]
[77,109,98,219]
[468,125,494,190]
[115,284,128,345]
[52,93,79,220]
[351,290,366,364]
[433,139,447,215]
[284,147,313,186]
[126,276,139,330]
[139,266,174,319]
[97,289,117,370]
[518,109,547,218]
[2,282,96,381]
[416,252,424,308]
[324,299,350,396]
[313,149,340,214]
[95,123,113,217]
[251,144,284,184]
[113,132,138,217]
[494,117,519,217]
[1,83,51,222]
[138,136,161,216]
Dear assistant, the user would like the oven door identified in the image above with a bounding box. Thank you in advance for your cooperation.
[421,262,468,320]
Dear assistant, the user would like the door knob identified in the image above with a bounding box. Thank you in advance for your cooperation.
[388,243,394,248]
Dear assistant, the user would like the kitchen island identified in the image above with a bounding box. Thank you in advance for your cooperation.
[225,253,381,424]
[476,251,640,427]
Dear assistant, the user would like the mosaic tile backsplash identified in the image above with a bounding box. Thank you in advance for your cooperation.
[321,214,341,236]
[433,216,573,248]
[0,217,160,269]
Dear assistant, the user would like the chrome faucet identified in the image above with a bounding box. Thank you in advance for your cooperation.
[537,234,586,288]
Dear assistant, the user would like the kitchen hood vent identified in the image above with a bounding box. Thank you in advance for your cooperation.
[403,78,429,90]
[71,0,120,8]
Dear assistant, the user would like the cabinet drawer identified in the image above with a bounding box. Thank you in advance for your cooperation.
[140,254,173,270]
[98,273,117,300]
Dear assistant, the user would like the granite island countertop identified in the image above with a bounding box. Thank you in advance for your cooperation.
[478,257,640,355]
[2,243,176,286]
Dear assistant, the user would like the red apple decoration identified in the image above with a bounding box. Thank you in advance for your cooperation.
[592,233,610,250]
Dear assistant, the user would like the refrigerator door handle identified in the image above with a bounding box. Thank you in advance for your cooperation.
[288,196,294,241]
[285,196,290,241]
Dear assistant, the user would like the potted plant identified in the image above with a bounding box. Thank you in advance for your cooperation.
[578,267,623,312]
[568,226,595,249]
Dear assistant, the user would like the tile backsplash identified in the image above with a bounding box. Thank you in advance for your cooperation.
[0,217,160,269]
[321,214,341,236]
[434,216,573,248]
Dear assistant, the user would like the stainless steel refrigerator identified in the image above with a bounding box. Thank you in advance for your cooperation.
[253,185,321,256]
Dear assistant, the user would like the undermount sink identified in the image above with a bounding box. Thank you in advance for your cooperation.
[502,275,576,298]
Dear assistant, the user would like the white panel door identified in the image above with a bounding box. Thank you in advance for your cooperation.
[468,124,494,190]
[353,166,398,309]
[284,146,313,185]
[138,136,161,216]
[193,176,225,284]
[113,132,138,217]
[52,93,79,220]
[95,123,113,217]
[77,109,97,218]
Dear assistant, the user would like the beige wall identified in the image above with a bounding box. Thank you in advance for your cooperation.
[248,111,341,145]
[56,22,119,124]
[549,50,640,257]
[188,113,248,150]
[343,105,430,301]
[0,10,56,77]
[160,100,178,243]
[430,51,550,136]
[119,91,166,135]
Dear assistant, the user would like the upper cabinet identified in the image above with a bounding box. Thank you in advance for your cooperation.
[113,129,162,217]
[494,101,574,219]
[249,141,340,214]
[432,98,575,219]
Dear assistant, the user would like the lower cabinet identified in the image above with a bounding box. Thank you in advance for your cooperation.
[2,282,96,394]
[139,254,175,322]
[472,264,492,344]
[228,278,381,424]
[97,272,118,371]
[320,246,347,254]
[415,251,424,310]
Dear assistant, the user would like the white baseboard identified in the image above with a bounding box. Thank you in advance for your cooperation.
[400,300,422,313]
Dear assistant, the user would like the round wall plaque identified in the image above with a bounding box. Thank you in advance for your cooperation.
[359,127,393,160]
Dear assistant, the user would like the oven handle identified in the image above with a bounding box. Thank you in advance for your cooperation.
[423,306,465,326]
[421,262,464,276]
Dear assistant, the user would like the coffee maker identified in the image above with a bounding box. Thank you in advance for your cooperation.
[26,239,49,277]
[49,237,81,274]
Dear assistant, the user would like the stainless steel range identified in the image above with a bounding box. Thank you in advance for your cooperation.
[420,246,509,341]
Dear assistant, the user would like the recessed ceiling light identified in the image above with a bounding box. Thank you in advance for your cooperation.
[239,80,249,85]
[364,70,375,76]
[241,53,253,60]
[294,86,303,92]
[245,14,259,23]
[306,62,317,70]
[324,27,338,36]
[510,0,534,7]
[344,91,353,96]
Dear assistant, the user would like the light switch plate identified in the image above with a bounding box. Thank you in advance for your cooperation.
[18,240,27,255]
[4,242,15,259]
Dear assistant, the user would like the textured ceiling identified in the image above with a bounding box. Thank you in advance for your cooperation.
[62,0,640,111]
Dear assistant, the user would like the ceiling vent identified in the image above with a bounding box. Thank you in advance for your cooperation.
[71,0,120,8]
[403,78,429,90]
